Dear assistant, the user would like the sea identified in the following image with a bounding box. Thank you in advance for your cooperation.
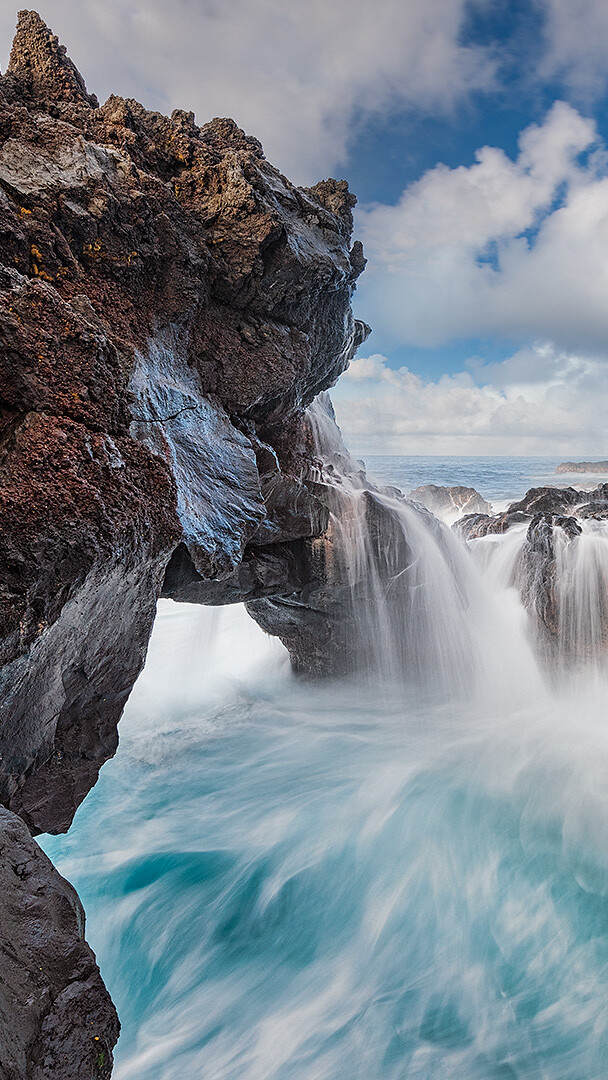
[40,456,608,1080]
[365,455,600,508]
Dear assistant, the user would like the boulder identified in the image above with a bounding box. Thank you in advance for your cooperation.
[409,484,491,521]
[0,806,119,1079]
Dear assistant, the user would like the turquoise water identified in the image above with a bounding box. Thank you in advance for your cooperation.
[41,458,608,1079]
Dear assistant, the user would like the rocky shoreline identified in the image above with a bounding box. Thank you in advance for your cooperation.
[455,484,608,655]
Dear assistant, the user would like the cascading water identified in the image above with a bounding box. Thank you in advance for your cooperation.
[40,433,608,1080]
[292,395,542,700]
[470,516,608,669]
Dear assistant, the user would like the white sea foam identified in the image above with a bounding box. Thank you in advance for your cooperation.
[40,451,608,1080]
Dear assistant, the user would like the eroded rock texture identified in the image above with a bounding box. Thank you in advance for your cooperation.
[0,9,368,836]
[0,10,370,1073]
[455,485,608,540]
[409,484,491,521]
[0,805,119,1080]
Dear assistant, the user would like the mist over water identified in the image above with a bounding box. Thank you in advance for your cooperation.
[42,457,608,1080]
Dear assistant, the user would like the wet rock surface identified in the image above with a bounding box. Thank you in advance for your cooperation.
[0,805,118,1080]
[516,513,582,644]
[455,485,608,540]
[457,486,608,655]
[409,484,491,520]
[246,396,451,677]
[0,9,370,1075]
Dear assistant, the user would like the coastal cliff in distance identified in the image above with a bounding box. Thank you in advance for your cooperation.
[556,460,608,474]
[0,10,369,1075]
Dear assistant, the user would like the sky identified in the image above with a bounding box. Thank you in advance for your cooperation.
[4,1,608,455]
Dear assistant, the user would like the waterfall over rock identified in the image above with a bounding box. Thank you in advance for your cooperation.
[249,396,540,700]
[460,490,608,667]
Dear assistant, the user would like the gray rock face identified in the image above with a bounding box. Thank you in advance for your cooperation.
[129,337,266,579]
[409,484,491,521]
[244,396,455,678]
[516,513,583,645]
[245,485,419,676]
[0,806,118,1079]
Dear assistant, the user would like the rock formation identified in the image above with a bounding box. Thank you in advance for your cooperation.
[408,484,491,521]
[556,460,608,474]
[0,806,118,1080]
[0,10,370,1073]
[456,486,608,657]
[455,485,608,540]
[0,8,368,834]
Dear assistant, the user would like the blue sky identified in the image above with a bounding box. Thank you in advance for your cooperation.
[5,1,608,453]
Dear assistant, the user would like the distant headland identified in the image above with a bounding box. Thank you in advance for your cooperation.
[556,461,608,474]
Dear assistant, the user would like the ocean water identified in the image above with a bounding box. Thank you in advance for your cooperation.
[364,455,602,508]
[40,457,608,1080]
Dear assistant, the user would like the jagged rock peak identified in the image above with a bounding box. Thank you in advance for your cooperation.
[303,178,357,234]
[199,116,265,157]
[7,9,98,106]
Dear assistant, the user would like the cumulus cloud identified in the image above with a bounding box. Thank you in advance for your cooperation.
[0,0,494,182]
[332,347,608,455]
[356,102,608,351]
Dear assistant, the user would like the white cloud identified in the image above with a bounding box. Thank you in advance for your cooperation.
[332,347,608,455]
[2,2,608,185]
[0,0,494,183]
[539,0,608,101]
[355,102,608,351]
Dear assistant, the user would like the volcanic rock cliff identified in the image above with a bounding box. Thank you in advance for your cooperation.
[0,10,369,1075]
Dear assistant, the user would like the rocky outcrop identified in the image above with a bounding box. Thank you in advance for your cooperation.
[0,10,368,836]
[515,513,582,646]
[0,805,118,1079]
[457,486,608,657]
[0,9,371,1074]
[556,460,608,474]
[409,484,491,521]
[243,395,454,678]
[455,485,608,539]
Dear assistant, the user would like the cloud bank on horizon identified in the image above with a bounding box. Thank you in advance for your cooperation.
[6,0,608,454]
[342,99,608,454]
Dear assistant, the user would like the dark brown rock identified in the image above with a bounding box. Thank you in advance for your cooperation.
[0,11,374,1075]
[7,10,99,106]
